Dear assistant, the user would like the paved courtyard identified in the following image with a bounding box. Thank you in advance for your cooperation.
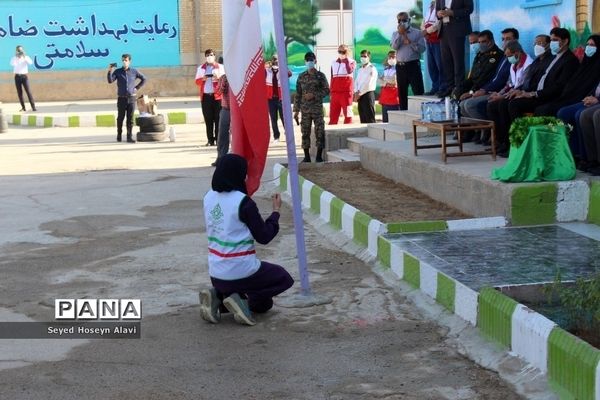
[0,121,555,399]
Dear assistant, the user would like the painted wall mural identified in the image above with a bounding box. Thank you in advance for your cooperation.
[258,0,595,90]
[0,0,179,71]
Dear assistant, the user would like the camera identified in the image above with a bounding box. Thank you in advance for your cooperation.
[110,63,117,68]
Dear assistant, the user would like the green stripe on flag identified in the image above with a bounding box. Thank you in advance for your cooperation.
[330,197,344,230]
[207,236,254,247]
[168,112,186,124]
[547,327,600,400]
[353,211,371,246]
[403,253,420,288]
[310,185,323,214]
[436,273,456,312]
[68,116,80,127]
[477,287,517,348]
[377,236,391,268]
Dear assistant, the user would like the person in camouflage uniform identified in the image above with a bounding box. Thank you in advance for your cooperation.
[293,52,330,163]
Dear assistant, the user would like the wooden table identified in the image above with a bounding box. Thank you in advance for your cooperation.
[412,117,496,163]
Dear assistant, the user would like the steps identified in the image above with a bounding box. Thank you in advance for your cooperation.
[326,96,439,163]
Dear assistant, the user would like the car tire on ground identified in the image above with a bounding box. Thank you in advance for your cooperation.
[135,114,164,128]
[139,123,166,133]
[136,131,166,142]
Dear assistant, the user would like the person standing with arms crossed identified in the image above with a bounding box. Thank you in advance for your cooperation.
[10,45,36,112]
[107,54,146,143]
[390,12,426,110]
[294,52,330,163]
[195,49,225,146]
[354,49,378,123]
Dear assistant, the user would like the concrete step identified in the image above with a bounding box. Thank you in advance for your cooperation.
[367,123,434,141]
[407,95,439,114]
[387,110,421,126]
[327,148,360,162]
[347,136,378,153]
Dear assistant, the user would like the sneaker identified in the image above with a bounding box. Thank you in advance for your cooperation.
[223,293,256,326]
[199,288,221,324]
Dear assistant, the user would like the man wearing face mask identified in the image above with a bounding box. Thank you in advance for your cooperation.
[195,49,225,146]
[487,34,554,152]
[460,28,517,134]
[266,54,293,142]
[390,12,426,110]
[458,30,503,100]
[294,52,330,163]
[506,27,578,129]
[354,49,378,123]
[329,44,356,124]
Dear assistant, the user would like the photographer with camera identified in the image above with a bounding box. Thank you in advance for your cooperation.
[107,54,147,143]
[195,49,225,147]
[10,45,36,112]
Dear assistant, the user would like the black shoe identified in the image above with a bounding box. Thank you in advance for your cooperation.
[481,139,491,146]
[498,151,509,158]
[436,89,452,98]
[19,108,25,112]
[116,134,122,142]
[589,166,600,176]
[211,161,217,167]
[127,137,136,143]
[31,107,37,112]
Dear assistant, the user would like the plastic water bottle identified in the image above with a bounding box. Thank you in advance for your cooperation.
[445,97,451,120]
[169,126,176,142]
[452,100,459,122]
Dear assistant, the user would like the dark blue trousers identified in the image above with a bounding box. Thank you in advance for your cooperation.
[211,261,294,313]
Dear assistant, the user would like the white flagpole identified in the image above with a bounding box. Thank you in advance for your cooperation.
[271,0,311,296]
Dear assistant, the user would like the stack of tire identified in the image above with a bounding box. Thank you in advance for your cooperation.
[136,114,166,142]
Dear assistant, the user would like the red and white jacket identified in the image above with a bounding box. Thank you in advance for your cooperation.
[330,58,356,93]
[195,62,225,100]
[265,67,292,99]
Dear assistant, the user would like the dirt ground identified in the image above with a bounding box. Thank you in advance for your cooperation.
[299,163,469,223]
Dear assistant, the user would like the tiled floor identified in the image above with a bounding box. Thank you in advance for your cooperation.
[386,224,600,290]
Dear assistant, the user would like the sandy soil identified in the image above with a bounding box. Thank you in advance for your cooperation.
[299,163,469,223]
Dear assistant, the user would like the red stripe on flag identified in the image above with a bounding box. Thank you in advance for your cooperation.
[208,247,257,258]
[230,51,269,196]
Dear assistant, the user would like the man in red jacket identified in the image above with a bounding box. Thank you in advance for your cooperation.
[329,44,356,124]
[195,49,225,146]
[265,54,292,142]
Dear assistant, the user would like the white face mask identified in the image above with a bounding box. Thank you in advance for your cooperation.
[206,55,215,64]
[360,56,369,65]
[533,44,546,57]
[387,58,397,66]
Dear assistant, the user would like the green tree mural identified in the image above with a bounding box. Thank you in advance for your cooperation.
[283,0,320,47]
[264,32,277,59]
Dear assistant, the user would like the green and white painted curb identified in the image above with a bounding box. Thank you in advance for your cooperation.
[274,163,386,256]
[273,162,600,399]
[7,111,203,128]
[511,181,589,225]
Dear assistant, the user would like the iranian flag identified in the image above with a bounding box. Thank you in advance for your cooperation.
[222,0,269,196]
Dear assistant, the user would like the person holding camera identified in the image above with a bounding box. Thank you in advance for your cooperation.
[195,49,225,147]
[10,45,36,112]
[107,54,147,143]
[390,12,426,110]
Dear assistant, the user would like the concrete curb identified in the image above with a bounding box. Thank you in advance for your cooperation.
[274,162,600,400]
[7,110,203,128]
[274,163,385,257]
